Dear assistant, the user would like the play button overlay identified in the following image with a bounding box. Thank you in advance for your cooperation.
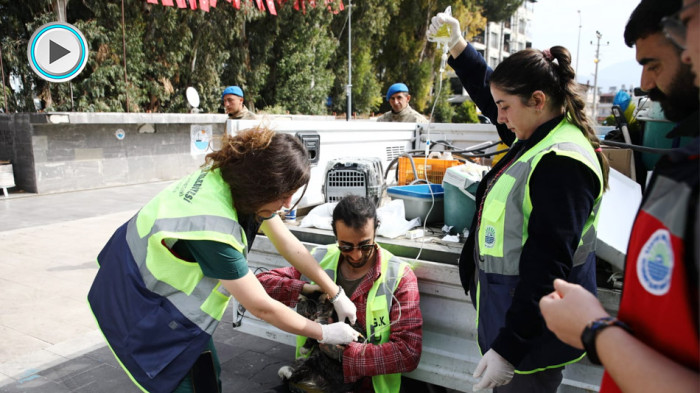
[50,40,71,63]
[27,22,88,83]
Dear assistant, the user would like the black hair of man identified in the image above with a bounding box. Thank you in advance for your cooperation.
[331,195,379,237]
[624,0,682,47]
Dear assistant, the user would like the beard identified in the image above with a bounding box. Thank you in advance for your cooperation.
[344,246,376,269]
[647,64,700,122]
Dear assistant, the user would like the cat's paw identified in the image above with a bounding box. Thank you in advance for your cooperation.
[278,365,294,380]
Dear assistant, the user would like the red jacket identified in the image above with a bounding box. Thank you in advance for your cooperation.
[601,139,699,391]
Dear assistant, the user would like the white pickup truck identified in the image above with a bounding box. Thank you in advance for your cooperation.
[227,119,639,392]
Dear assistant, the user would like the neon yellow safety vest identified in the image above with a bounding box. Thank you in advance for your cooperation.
[133,168,248,323]
[88,168,248,393]
[296,245,407,393]
[475,119,604,372]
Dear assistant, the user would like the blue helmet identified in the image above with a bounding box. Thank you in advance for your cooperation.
[386,83,409,101]
[222,86,244,100]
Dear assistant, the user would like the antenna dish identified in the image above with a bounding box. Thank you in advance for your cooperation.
[185,87,200,109]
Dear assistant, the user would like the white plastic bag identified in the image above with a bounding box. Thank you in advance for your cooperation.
[376,199,421,239]
[299,202,337,230]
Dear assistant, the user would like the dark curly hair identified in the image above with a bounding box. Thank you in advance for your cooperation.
[204,126,310,214]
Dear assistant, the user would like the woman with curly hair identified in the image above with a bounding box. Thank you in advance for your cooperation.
[88,127,359,393]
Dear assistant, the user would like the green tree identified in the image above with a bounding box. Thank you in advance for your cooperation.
[0,0,56,112]
[430,74,455,123]
[270,7,335,114]
[0,0,522,115]
[478,0,526,22]
[453,99,479,123]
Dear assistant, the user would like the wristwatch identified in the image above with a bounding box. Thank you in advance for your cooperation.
[581,316,631,365]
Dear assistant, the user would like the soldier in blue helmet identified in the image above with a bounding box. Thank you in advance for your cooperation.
[376,83,428,123]
[222,86,257,120]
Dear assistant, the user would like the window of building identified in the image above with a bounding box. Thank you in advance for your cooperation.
[518,19,526,34]
[490,32,499,48]
[489,57,498,68]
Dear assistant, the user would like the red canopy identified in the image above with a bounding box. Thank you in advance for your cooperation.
[145,0,344,15]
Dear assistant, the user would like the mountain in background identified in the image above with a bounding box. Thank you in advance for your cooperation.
[577,59,642,92]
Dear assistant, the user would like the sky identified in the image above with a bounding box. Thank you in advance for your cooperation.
[530,0,642,92]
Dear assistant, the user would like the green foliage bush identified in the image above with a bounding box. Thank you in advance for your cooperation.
[453,100,479,123]
[0,0,518,114]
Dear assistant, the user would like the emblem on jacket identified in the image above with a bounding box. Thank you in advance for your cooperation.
[484,226,496,249]
[637,228,674,296]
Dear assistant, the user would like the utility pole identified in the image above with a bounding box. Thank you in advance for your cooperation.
[53,0,75,111]
[346,0,352,121]
[575,10,581,76]
[52,0,66,22]
[591,30,608,124]
[121,0,130,112]
[0,47,8,113]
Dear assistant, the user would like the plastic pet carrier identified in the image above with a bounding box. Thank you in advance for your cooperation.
[324,157,385,206]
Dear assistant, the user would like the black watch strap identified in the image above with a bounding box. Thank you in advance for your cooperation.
[581,316,631,365]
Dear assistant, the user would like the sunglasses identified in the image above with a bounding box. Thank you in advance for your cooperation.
[661,0,699,50]
[337,242,376,255]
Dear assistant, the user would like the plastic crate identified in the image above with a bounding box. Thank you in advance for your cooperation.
[324,157,384,205]
[397,157,462,185]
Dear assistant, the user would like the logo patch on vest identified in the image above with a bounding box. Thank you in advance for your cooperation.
[637,229,674,296]
[484,226,496,248]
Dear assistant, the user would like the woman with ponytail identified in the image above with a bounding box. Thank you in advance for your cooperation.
[88,127,360,393]
[429,13,609,392]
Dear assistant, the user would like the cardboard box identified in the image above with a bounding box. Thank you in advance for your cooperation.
[601,147,633,179]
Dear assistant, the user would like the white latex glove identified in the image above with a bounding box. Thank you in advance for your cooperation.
[428,12,464,50]
[330,287,357,324]
[319,322,361,345]
[472,349,515,391]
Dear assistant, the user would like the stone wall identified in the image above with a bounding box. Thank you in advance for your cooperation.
[0,113,228,194]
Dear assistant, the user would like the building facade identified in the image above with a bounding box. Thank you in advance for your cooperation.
[448,2,535,103]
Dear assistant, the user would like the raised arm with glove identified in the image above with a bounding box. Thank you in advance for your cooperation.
[427,9,515,146]
[428,11,467,57]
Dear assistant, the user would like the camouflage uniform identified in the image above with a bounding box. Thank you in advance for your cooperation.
[376,105,427,123]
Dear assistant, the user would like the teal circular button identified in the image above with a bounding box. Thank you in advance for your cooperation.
[27,22,88,83]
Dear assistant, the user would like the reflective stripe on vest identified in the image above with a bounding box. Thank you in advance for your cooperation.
[299,245,406,393]
[474,119,603,372]
[129,169,247,334]
[88,169,249,392]
[476,122,603,274]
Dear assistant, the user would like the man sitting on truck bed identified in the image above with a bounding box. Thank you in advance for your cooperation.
[257,195,423,393]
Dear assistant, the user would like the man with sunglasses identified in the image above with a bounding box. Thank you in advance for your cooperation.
[539,1,699,392]
[257,195,423,393]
